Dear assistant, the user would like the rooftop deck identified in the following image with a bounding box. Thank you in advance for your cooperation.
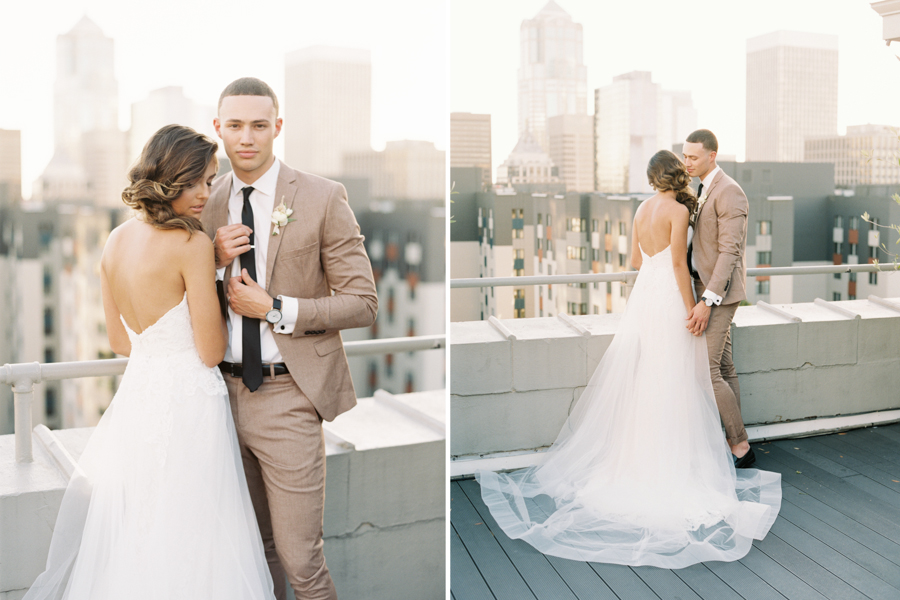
[451,422,900,600]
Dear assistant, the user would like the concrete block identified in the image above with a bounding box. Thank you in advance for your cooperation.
[858,314,900,363]
[450,388,571,456]
[449,321,512,396]
[512,335,587,391]
[733,323,800,373]
[0,589,27,600]
[326,517,444,600]
[798,319,858,367]
[585,332,617,375]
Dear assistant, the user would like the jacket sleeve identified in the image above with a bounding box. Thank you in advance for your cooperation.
[706,182,748,299]
[292,183,378,336]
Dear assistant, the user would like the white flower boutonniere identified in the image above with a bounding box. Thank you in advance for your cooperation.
[693,189,709,222]
[271,197,296,236]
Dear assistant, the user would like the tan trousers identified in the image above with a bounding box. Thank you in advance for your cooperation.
[224,372,337,600]
[693,280,748,446]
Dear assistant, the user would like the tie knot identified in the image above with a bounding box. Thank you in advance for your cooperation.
[241,186,254,202]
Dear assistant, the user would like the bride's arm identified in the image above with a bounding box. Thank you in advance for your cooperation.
[669,207,695,314]
[182,233,228,368]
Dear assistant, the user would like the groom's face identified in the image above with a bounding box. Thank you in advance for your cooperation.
[683,142,715,180]
[215,95,283,184]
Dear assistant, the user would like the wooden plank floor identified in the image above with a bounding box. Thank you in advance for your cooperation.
[451,422,900,600]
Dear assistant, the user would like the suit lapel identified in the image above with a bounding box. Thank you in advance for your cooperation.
[265,161,299,290]
[697,169,724,221]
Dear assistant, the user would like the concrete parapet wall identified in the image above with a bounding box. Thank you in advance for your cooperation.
[0,390,445,600]
[450,298,900,458]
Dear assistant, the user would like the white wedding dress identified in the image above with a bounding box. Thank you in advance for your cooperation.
[24,294,275,599]
[476,244,782,568]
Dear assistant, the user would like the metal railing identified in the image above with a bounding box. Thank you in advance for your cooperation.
[450,262,900,288]
[2,334,445,464]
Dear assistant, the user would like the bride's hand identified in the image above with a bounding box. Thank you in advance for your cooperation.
[227,268,272,320]
[686,302,711,336]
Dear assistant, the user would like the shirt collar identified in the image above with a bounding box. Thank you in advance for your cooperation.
[700,165,721,189]
[230,158,281,199]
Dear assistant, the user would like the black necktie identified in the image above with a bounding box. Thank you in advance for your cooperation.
[240,186,262,392]
[688,183,703,279]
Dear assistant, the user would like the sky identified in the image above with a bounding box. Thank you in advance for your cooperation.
[1,0,447,200]
[451,0,900,177]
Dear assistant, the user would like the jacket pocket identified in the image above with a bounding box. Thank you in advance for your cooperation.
[314,333,343,357]
[281,241,319,260]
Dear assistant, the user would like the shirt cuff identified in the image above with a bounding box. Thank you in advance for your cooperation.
[216,267,226,281]
[274,295,298,335]
[702,290,723,306]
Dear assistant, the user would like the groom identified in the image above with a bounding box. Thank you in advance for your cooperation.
[202,77,377,600]
[683,129,755,468]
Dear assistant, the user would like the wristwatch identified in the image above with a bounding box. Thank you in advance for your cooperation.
[265,297,283,324]
[704,296,715,307]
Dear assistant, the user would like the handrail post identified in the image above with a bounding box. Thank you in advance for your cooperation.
[11,362,42,464]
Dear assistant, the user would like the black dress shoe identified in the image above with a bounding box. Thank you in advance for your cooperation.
[734,447,756,469]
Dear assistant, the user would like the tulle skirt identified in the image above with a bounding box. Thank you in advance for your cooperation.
[23,354,275,599]
[476,246,781,568]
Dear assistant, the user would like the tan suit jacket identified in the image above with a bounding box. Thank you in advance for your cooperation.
[692,169,748,305]
[202,160,378,421]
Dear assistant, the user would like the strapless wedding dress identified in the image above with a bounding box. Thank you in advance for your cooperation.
[24,294,275,599]
[476,245,782,568]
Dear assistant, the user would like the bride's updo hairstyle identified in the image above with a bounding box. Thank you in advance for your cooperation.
[646,150,698,215]
[122,124,218,235]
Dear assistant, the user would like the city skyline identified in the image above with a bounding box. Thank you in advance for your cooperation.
[451,0,900,179]
[1,0,447,200]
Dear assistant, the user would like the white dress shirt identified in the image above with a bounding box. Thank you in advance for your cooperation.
[217,159,299,363]
[693,165,723,306]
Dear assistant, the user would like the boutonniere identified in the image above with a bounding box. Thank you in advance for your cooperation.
[271,197,296,236]
[694,189,709,217]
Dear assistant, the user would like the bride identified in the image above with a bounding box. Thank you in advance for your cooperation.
[476,150,782,568]
[23,125,275,598]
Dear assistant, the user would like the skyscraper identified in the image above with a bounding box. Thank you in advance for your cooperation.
[37,16,126,208]
[805,124,900,186]
[594,71,696,193]
[450,113,492,190]
[745,31,838,162]
[0,129,21,207]
[284,45,372,177]
[547,114,594,192]
[518,1,588,153]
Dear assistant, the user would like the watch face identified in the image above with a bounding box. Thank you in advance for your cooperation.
[265,309,281,324]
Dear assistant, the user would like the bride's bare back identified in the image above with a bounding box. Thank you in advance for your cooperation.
[631,192,696,314]
[100,218,225,367]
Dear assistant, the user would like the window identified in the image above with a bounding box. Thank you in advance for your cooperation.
[618,254,626,267]
[756,280,770,294]
[43,267,52,295]
[44,348,54,364]
[833,242,842,255]
[515,249,524,258]
[834,215,843,228]
[39,224,53,249]
[385,353,394,378]
[387,288,395,323]
[849,216,859,230]
[849,243,858,256]
[579,303,588,315]
[515,309,525,318]
[592,219,599,232]
[870,272,878,285]
[580,247,586,260]
[581,218,587,233]
[44,308,53,336]
[46,387,57,418]
[604,220,611,234]
[606,282,612,294]
[537,213,543,225]
[757,221,771,235]
[547,215,552,227]
[833,292,841,301]
[619,222,626,235]
[849,272,857,282]
[756,251,771,265]
[569,217,582,232]
[604,250,611,264]
[592,249,600,261]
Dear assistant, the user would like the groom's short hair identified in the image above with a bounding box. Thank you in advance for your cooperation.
[686,129,718,153]
[218,77,280,116]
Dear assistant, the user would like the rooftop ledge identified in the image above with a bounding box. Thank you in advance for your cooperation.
[450,298,900,475]
[0,389,445,600]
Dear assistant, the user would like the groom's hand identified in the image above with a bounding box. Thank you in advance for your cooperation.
[227,268,272,320]
[214,224,253,270]
[686,302,711,336]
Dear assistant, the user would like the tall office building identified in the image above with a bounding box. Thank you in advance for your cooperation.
[284,45,372,177]
[36,16,127,208]
[805,124,900,186]
[745,31,838,162]
[518,1,588,153]
[129,86,216,165]
[547,114,594,192]
[594,71,696,193]
[0,129,21,207]
[496,131,560,187]
[450,113,492,191]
